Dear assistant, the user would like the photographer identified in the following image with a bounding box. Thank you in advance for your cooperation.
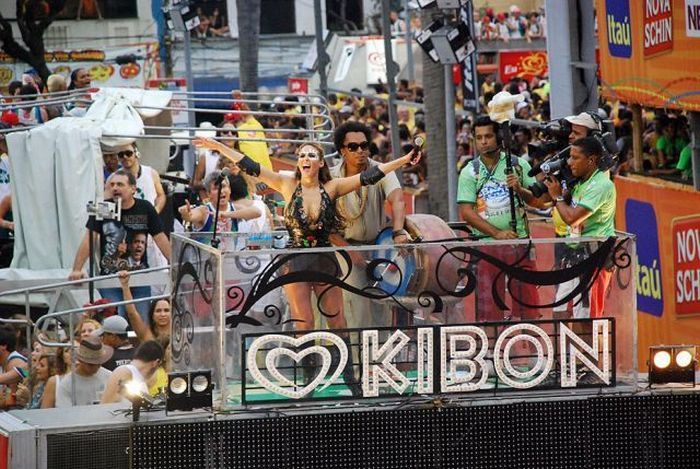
[457,116,541,322]
[543,137,616,317]
[565,112,602,143]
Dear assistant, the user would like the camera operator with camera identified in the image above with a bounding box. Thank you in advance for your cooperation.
[457,115,541,322]
[544,136,616,317]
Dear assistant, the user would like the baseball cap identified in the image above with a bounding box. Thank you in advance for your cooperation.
[97,315,129,336]
[564,112,601,131]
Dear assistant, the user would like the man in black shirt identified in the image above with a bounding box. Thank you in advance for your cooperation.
[98,316,135,371]
[69,170,171,319]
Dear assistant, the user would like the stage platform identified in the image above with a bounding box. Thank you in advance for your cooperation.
[4,386,700,469]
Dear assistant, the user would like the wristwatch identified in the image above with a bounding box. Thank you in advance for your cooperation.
[555,196,565,204]
[392,229,409,238]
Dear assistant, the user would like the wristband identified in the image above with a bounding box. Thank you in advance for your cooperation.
[360,165,385,186]
[238,155,261,177]
[392,229,408,238]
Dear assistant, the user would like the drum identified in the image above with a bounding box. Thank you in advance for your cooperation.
[374,214,462,298]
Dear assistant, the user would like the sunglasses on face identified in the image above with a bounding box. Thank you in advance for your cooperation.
[220,130,236,135]
[298,152,320,159]
[117,150,135,159]
[344,141,369,152]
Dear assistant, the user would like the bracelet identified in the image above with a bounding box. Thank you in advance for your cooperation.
[392,229,408,238]
[238,155,261,177]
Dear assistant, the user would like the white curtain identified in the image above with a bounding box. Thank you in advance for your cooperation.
[7,117,103,270]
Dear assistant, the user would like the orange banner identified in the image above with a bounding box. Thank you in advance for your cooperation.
[615,175,700,364]
[596,0,700,110]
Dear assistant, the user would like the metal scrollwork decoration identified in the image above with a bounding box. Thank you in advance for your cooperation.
[220,236,630,330]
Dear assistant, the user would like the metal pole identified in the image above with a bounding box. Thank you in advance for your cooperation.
[314,0,329,98]
[404,0,415,83]
[381,0,402,160]
[444,64,458,222]
[183,29,197,178]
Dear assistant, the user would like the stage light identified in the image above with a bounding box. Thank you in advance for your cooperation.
[653,350,671,369]
[123,380,155,422]
[648,346,697,386]
[415,20,445,64]
[676,350,693,368]
[166,370,213,412]
[427,22,475,64]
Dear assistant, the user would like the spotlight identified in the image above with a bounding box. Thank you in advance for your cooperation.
[166,370,213,412]
[415,20,444,64]
[123,380,155,422]
[648,345,697,386]
[429,22,475,64]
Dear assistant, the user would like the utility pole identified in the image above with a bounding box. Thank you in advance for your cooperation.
[381,0,402,160]
[314,0,329,98]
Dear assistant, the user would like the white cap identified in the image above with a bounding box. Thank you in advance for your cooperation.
[564,112,601,131]
[97,315,129,336]
[195,121,217,138]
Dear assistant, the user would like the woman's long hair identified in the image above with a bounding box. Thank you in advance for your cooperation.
[294,142,333,183]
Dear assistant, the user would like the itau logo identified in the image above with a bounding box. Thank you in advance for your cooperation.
[606,0,633,58]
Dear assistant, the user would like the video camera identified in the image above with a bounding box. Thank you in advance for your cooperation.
[521,113,619,197]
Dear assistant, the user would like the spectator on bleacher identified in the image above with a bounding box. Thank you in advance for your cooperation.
[44,74,68,120]
[655,118,688,169]
[100,340,164,404]
[75,317,101,341]
[119,271,171,343]
[525,12,543,42]
[506,5,526,39]
[43,335,112,408]
[230,90,272,170]
[649,143,693,180]
[16,354,56,409]
[178,169,261,233]
[0,326,28,407]
[17,84,47,125]
[98,316,135,371]
[68,68,91,91]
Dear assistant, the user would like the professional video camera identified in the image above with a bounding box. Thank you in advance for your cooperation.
[522,113,619,197]
[526,118,572,160]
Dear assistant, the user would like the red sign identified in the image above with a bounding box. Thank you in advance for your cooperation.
[288,77,309,95]
[643,0,673,57]
[498,50,548,83]
[672,215,700,316]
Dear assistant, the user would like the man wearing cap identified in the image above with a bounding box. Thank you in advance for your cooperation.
[99,316,135,371]
[43,336,113,408]
[565,112,601,144]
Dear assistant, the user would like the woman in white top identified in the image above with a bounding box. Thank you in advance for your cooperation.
[100,340,164,404]
[193,121,238,201]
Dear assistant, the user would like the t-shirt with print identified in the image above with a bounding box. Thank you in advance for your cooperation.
[570,169,616,237]
[676,145,692,179]
[457,152,536,239]
[87,198,164,275]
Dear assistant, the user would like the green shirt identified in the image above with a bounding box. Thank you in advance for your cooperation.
[457,152,536,239]
[656,135,688,161]
[676,144,692,179]
[570,169,616,237]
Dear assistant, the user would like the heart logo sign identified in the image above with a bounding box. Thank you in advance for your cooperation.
[247,332,348,399]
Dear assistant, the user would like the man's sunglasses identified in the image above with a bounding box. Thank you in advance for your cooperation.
[344,141,369,152]
[117,150,135,159]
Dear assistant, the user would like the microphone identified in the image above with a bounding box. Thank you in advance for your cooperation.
[216,167,231,185]
[411,136,424,164]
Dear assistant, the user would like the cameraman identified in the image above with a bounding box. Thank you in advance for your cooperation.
[565,112,602,143]
[458,115,541,322]
[543,137,616,317]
